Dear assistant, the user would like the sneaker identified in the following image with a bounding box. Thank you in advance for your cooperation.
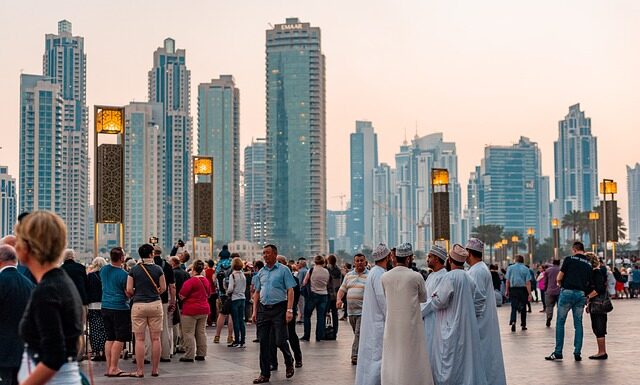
[521,326,528,331]
[237,344,246,349]
[546,319,551,327]
[228,342,239,348]
[195,356,206,361]
[545,352,563,361]
[213,336,220,344]
[574,353,582,361]
[511,324,516,332]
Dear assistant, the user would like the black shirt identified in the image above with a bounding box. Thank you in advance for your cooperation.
[129,263,164,303]
[86,271,103,304]
[154,257,175,303]
[173,267,190,299]
[591,267,607,296]
[560,253,592,294]
[60,259,89,305]
[490,271,501,291]
[19,268,83,371]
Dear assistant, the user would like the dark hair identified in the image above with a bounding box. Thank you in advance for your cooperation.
[353,253,366,260]
[138,244,154,259]
[450,258,465,267]
[193,260,205,274]
[515,254,525,263]
[297,257,306,261]
[181,251,191,263]
[264,244,278,255]
[467,249,482,259]
[552,259,560,266]
[207,259,214,268]
[110,247,125,263]
[396,255,409,265]
[231,252,240,259]
[254,260,265,270]
[17,212,30,223]
[222,244,229,250]
[327,254,337,265]
[573,241,585,252]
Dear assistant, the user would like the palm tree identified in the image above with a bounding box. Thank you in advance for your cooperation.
[471,224,503,263]
[562,210,589,241]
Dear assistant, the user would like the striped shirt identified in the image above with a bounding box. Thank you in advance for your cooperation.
[338,269,369,316]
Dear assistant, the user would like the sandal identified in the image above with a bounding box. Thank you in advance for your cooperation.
[253,375,270,384]
[129,373,144,378]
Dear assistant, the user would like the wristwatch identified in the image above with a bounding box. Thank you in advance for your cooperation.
[286,309,294,313]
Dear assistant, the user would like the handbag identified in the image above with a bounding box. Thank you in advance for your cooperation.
[589,293,613,314]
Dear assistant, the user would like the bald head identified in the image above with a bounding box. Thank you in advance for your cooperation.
[0,235,16,247]
[0,245,17,266]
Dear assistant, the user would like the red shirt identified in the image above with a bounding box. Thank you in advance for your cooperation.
[179,276,211,316]
[205,268,215,286]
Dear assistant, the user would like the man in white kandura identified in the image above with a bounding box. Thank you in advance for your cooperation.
[422,244,487,385]
[355,244,391,385]
[381,243,433,385]
[466,238,507,385]
[420,245,448,370]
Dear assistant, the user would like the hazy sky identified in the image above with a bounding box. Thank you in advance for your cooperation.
[1,0,638,236]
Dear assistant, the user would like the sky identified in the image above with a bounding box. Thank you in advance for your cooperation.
[0,0,638,238]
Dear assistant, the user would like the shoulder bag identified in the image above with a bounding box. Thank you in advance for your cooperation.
[139,263,161,294]
[589,292,613,314]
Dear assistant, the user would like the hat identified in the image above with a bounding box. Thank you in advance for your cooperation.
[396,243,413,258]
[449,244,469,263]
[372,243,391,261]
[465,238,484,254]
[428,245,447,261]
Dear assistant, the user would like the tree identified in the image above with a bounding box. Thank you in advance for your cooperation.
[534,237,555,264]
[562,210,589,241]
[471,224,503,263]
[502,230,525,258]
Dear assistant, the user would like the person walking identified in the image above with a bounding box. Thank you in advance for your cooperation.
[544,259,561,327]
[326,254,343,339]
[178,260,211,362]
[86,257,108,362]
[585,253,609,360]
[296,258,308,323]
[336,253,368,365]
[545,241,593,361]
[301,255,330,342]
[505,255,533,331]
[537,264,547,313]
[227,257,247,348]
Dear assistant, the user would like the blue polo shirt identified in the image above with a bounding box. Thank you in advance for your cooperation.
[100,264,130,310]
[506,263,530,288]
[254,262,297,305]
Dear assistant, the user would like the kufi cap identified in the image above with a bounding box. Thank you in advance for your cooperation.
[465,238,484,254]
[396,243,413,258]
[449,244,469,263]
[428,245,447,262]
[372,243,391,261]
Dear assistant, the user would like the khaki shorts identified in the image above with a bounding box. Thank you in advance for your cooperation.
[131,300,164,334]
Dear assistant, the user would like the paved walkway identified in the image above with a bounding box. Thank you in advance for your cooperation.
[88,298,640,385]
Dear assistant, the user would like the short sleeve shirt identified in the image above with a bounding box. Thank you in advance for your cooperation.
[129,263,164,303]
[338,269,369,316]
[100,264,129,310]
[254,262,297,305]
[505,263,530,287]
[560,254,592,294]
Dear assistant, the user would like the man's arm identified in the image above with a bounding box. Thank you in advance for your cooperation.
[252,289,260,323]
[525,280,532,301]
[557,271,564,286]
[286,288,294,322]
[505,279,511,297]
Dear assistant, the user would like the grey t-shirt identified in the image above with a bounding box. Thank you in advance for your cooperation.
[128,263,164,303]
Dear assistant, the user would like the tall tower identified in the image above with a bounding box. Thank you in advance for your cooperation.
[265,18,326,257]
[553,104,598,218]
[149,38,193,252]
[628,164,640,246]
[198,75,240,243]
[43,20,89,252]
[349,120,378,250]
[0,166,17,237]
[244,138,267,245]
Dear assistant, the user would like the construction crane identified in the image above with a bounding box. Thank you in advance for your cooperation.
[332,194,347,211]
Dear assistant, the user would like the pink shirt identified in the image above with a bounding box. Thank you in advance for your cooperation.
[179,276,211,316]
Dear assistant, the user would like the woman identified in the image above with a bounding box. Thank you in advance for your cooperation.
[126,244,167,378]
[227,257,247,348]
[613,267,625,299]
[213,249,234,344]
[537,265,547,313]
[301,255,330,341]
[179,260,211,361]
[606,266,616,297]
[15,210,84,385]
[87,257,108,361]
[586,253,609,360]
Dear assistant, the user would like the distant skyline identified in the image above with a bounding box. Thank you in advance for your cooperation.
[1,1,638,236]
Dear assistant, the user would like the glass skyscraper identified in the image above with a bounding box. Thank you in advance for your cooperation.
[372,163,396,247]
[149,38,192,252]
[0,166,17,238]
[198,75,240,243]
[628,163,640,246]
[265,18,326,257]
[349,120,378,250]
[244,138,267,245]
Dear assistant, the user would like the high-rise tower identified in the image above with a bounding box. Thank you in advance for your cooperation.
[244,138,267,245]
[349,121,378,250]
[628,163,640,246]
[0,166,17,237]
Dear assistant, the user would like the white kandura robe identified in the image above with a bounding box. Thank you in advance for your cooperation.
[421,268,447,368]
[422,269,487,385]
[355,265,387,385]
[381,266,433,385]
[468,262,507,385]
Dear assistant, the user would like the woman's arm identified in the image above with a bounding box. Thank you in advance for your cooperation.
[20,363,57,385]
[126,276,134,297]
[159,274,167,294]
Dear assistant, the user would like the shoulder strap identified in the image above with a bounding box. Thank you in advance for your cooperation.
[196,276,210,296]
[139,263,161,294]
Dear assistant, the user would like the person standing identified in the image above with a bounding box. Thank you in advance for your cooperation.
[178,260,211,362]
[544,259,561,327]
[251,245,297,384]
[296,258,308,323]
[336,253,368,365]
[213,250,234,345]
[204,260,217,326]
[301,255,330,342]
[537,265,547,312]
[465,239,506,385]
[326,255,343,339]
[227,257,247,348]
[0,244,34,385]
[585,253,609,360]
[545,241,593,361]
[420,245,447,368]
[422,244,487,385]
[170,256,189,354]
[152,246,176,362]
[380,243,432,385]
[86,257,108,362]
[505,255,533,331]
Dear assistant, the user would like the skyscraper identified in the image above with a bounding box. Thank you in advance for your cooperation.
[43,20,89,252]
[372,163,396,246]
[123,102,164,255]
[265,18,326,257]
[244,138,267,245]
[553,104,598,218]
[628,163,640,246]
[198,75,240,243]
[0,166,17,238]
[349,120,378,249]
[19,74,63,214]
[149,38,192,252]
[464,165,484,236]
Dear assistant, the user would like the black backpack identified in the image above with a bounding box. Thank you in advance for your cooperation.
[216,264,233,295]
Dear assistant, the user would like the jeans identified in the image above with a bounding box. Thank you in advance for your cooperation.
[545,292,559,321]
[18,352,81,384]
[303,292,328,341]
[554,289,587,355]
[231,299,246,344]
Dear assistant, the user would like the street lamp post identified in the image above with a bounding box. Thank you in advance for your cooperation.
[193,156,214,260]
[431,169,450,251]
[511,235,519,260]
[552,218,560,260]
[589,211,600,254]
[600,179,618,268]
[527,228,535,265]
[501,239,508,265]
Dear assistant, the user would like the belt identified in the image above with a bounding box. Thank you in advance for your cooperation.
[260,301,286,309]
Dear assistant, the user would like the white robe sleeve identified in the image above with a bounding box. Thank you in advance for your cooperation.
[422,275,453,317]
[472,279,486,319]
[375,274,387,319]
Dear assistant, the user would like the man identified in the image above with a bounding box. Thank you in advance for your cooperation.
[466,238,506,385]
[355,244,390,385]
[251,244,297,384]
[0,245,34,385]
[204,260,217,326]
[420,245,448,370]
[100,247,132,377]
[296,258,308,323]
[422,244,487,385]
[543,259,561,327]
[153,246,176,362]
[380,243,432,385]
[170,256,189,354]
[336,253,368,365]
[250,260,265,343]
[60,248,89,306]
[270,256,303,370]
[545,242,593,361]
[326,255,343,339]
[505,255,532,331]
[631,264,640,298]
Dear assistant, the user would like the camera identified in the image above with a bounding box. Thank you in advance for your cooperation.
[177,239,185,247]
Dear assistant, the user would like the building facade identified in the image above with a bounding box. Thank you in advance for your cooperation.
[198,75,241,243]
[349,120,378,250]
[372,163,396,246]
[0,166,17,238]
[265,18,326,257]
[628,163,640,246]
[149,38,193,252]
[244,138,267,245]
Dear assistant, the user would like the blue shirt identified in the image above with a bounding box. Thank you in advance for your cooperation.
[254,262,297,305]
[100,264,130,310]
[506,263,530,288]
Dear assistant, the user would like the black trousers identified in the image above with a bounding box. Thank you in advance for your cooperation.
[509,287,528,326]
[270,313,302,366]
[0,367,19,385]
[258,302,293,377]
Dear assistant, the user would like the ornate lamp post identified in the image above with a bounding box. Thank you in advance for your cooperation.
[431,168,450,251]
[552,218,560,259]
[527,228,535,265]
[501,239,508,265]
[589,211,600,254]
[600,179,618,268]
[193,156,214,260]
[511,235,519,259]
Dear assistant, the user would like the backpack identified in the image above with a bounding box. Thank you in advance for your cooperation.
[216,263,233,295]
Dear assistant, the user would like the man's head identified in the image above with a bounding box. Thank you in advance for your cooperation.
[276,255,287,265]
[110,247,125,264]
[371,243,391,267]
[0,245,17,268]
[254,260,265,271]
[465,238,484,262]
[427,245,447,270]
[552,259,560,266]
[180,251,191,264]
[515,254,525,264]
[207,259,214,268]
[0,235,16,247]
[169,256,181,269]
[572,241,585,254]
[395,243,414,267]
[297,257,307,269]
[139,244,154,259]
[153,246,162,258]
[63,248,75,261]
[447,244,468,270]
[353,253,367,273]
[263,244,277,266]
